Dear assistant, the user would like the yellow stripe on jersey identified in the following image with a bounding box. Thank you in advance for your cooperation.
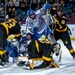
[14,33,21,37]
[50,59,59,68]
[69,48,75,53]
[1,19,17,35]
[53,16,62,29]
[42,55,52,61]
[30,63,34,69]
[55,27,67,32]
[0,50,6,55]
[29,58,43,69]
[35,40,40,52]
[1,23,9,35]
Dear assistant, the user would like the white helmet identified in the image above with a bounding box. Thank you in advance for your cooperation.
[11,39,19,47]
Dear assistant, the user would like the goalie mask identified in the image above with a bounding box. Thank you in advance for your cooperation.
[53,43,61,52]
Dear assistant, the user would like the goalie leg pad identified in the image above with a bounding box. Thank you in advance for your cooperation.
[50,60,59,68]
[29,58,44,69]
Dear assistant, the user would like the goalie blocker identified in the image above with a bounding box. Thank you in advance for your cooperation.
[18,38,61,69]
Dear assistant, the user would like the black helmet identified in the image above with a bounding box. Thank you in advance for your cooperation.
[15,17,22,22]
[14,11,22,22]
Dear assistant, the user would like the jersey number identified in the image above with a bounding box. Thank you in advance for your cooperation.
[5,19,16,28]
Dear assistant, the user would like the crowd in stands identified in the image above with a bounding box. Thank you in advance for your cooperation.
[0,0,75,24]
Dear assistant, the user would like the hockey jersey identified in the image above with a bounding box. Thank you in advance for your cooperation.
[53,16,68,32]
[26,8,49,34]
[1,19,21,38]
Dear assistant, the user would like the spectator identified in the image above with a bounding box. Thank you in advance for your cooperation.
[38,0,44,9]
[0,4,4,12]
[24,0,29,12]
[19,0,26,11]
[11,3,16,9]
[0,4,4,18]
[59,0,65,10]
[31,0,38,10]
[1,0,5,5]
[19,11,26,18]
[6,3,11,12]
[11,7,16,18]
[7,0,14,6]
[49,0,55,5]
[73,0,75,7]
[72,6,75,13]
[7,8,12,18]
[13,0,20,9]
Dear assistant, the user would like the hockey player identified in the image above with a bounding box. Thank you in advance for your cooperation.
[18,35,60,69]
[6,38,20,63]
[26,3,52,41]
[52,10,75,59]
[19,33,33,56]
[6,33,32,63]
[0,18,21,67]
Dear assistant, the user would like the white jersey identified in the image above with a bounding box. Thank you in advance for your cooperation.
[42,14,54,26]
[26,8,48,34]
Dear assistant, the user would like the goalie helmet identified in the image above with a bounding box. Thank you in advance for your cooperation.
[14,16,22,23]
[53,43,61,52]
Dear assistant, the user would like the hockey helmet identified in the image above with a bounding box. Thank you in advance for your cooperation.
[15,17,22,22]
[43,3,51,10]
[27,9,35,16]
[11,39,19,47]
[26,33,32,36]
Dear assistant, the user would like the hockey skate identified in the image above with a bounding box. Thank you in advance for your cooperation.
[0,53,12,68]
[17,60,30,69]
[72,54,75,61]
[70,51,75,61]
[23,60,30,69]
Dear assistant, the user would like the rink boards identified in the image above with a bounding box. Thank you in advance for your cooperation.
[68,24,75,40]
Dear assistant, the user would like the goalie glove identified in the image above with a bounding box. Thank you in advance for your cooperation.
[33,26,38,35]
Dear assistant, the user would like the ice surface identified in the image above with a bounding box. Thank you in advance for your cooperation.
[0,40,75,75]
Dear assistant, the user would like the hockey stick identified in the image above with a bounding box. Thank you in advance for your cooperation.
[21,17,29,36]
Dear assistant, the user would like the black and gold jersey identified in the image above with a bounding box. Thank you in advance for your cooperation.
[1,19,21,38]
[53,16,68,32]
[50,7,57,15]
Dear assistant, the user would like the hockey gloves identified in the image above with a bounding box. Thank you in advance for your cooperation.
[33,26,38,35]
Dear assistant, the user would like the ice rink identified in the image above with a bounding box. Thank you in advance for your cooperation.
[0,40,75,75]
